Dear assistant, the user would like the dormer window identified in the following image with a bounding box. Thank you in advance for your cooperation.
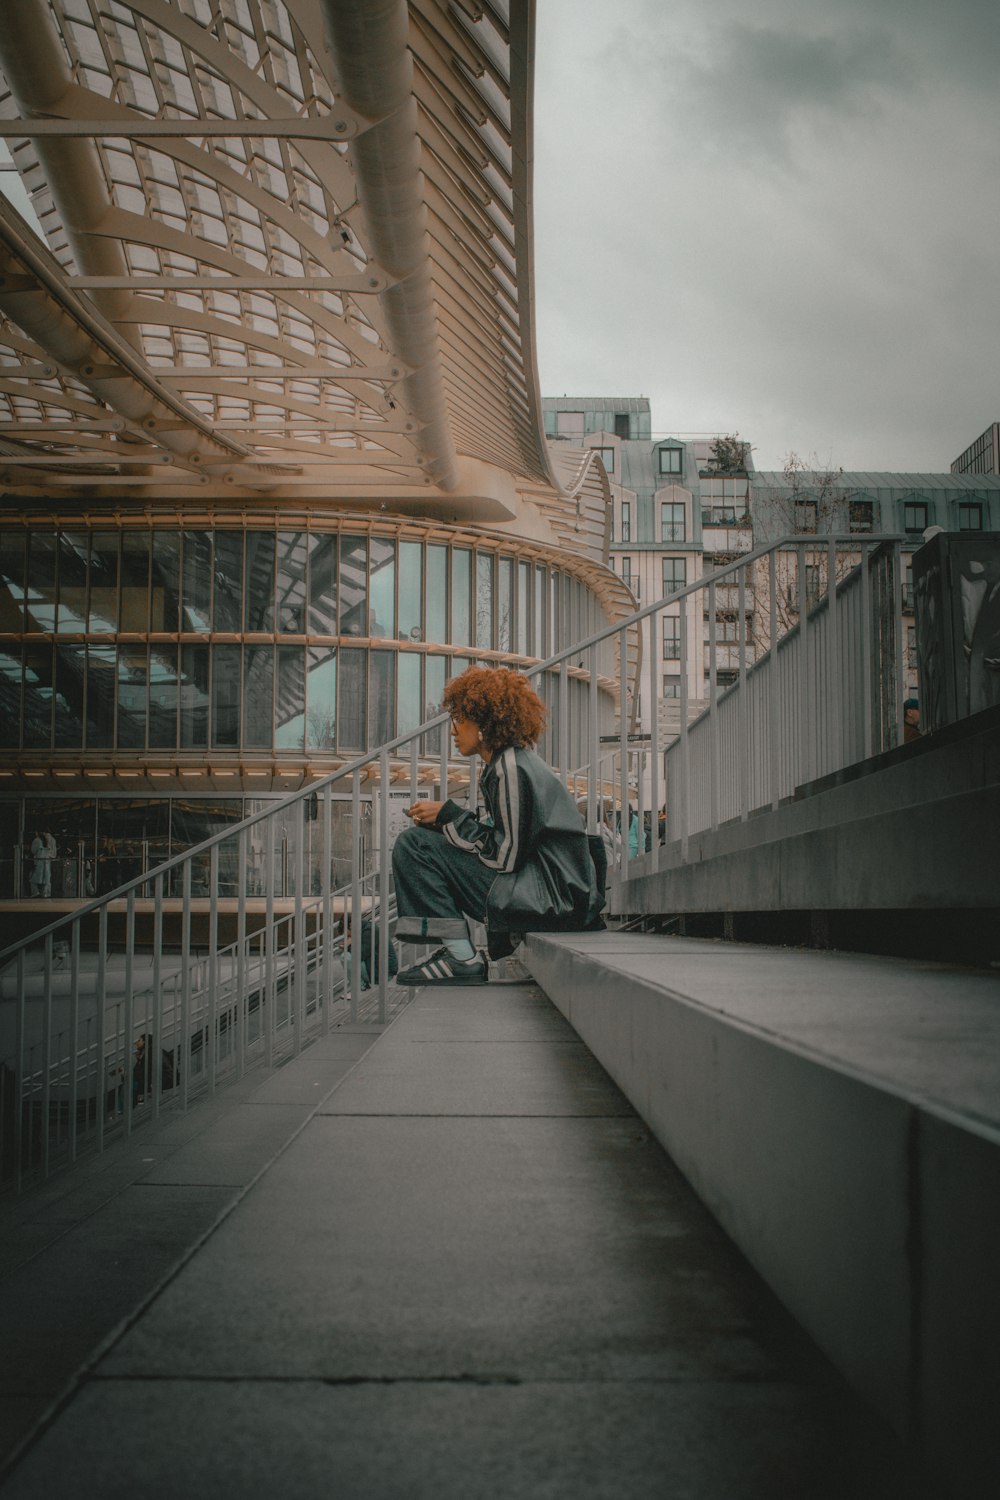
[658,446,683,475]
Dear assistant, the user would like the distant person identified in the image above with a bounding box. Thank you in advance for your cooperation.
[392,667,603,985]
[903,698,921,743]
[29,829,56,897]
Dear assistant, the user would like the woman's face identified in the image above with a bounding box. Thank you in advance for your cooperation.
[450,715,482,758]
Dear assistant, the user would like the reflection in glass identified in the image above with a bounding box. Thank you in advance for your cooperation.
[54,643,85,748]
[0,530,25,632]
[369,649,395,745]
[307,533,337,634]
[212,644,240,747]
[451,550,470,645]
[179,643,209,748]
[517,561,529,654]
[498,558,512,652]
[535,566,546,656]
[25,532,57,632]
[338,647,365,748]
[86,645,116,748]
[57,532,89,634]
[369,536,395,638]
[22,643,53,747]
[306,647,337,749]
[116,645,147,748]
[169,798,242,896]
[0,648,21,740]
[88,532,119,633]
[119,531,150,631]
[397,651,421,735]
[276,532,306,633]
[150,532,181,632]
[339,534,367,636]
[426,545,446,644]
[245,531,275,631]
[101,798,169,890]
[476,553,494,649]
[213,533,243,631]
[422,653,446,756]
[276,644,305,749]
[148,643,179,748]
[398,542,422,641]
[181,531,212,630]
[243,644,273,749]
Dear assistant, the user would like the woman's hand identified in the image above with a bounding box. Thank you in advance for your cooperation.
[405,800,444,827]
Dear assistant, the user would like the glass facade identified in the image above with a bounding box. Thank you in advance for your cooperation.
[0,521,605,758]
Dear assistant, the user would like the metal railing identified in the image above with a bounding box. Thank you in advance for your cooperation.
[0,532,908,1193]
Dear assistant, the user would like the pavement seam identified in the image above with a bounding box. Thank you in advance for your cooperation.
[0,1016,402,1487]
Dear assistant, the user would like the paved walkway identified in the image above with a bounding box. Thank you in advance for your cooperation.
[1,979,921,1499]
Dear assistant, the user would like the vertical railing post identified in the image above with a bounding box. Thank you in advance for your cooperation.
[123,888,135,1136]
[321,788,333,1029]
[558,658,569,786]
[14,949,25,1191]
[768,548,780,811]
[679,603,690,862]
[236,831,247,1075]
[738,562,750,822]
[152,871,163,1116]
[96,905,107,1155]
[350,769,362,1021]
[648,606,659,870]
[378,747,390,1024]
[618,626,629,875]
[708,577,719,833]
[892,541,906,747]
[208,842,219,1089]
[293,798,305,1054]
[861,543,874,759]
[588,643,599,832]
[180,860,192,1109]
[797,543,811,787]
[827,537,841,776]
[69,921,81,1161]
[265,816,276,1067]
[41,932,53,1179]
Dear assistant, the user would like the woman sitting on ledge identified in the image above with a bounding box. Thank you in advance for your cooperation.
[392,666,604,987]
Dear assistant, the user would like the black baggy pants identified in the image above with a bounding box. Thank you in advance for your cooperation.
[391,825,495,926]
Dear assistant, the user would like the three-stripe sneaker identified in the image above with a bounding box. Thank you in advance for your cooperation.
[396,946,488,987]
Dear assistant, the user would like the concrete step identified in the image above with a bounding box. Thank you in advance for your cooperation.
[525,930,1000,1499]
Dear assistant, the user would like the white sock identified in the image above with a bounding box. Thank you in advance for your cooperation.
[444,938,475,961]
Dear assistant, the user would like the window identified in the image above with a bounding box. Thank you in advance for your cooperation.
[556,410,584,439]
[660,502,685,543]
[709,616,741,643]
[620,558,636,597]
[903,500,929,534]
[794,500,818,533]
[701,504,737,527]
[662,622,681,659]
[958,502,983,531]
[662,558,686,594]
[594,446,614,473]
[620,501,631,542]
[907,624,917,663]
[849,500,874,533]
[662,675,681,699]
[613,413,629,438]
[658,447,682,476]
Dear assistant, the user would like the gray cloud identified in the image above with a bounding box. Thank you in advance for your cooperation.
[532,0,1000,471]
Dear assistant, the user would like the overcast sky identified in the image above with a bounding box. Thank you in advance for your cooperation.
[532,0,1000,472]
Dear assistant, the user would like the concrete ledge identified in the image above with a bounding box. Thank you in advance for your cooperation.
[525,930,1000,1499]
[616,706,1000,933]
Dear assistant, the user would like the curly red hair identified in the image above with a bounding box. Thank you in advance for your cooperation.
[442,667,546,752]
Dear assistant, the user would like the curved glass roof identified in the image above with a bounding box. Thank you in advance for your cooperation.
[0,0,554,508]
